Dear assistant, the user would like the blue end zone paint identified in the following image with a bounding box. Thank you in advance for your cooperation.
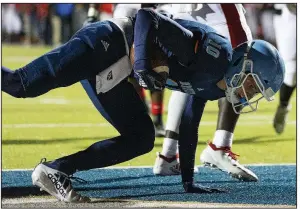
[2,165,296,205]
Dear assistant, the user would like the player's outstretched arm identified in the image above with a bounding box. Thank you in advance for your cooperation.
[178,96,225,193]
[178,96,205,183]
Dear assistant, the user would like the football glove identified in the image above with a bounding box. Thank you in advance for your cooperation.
[135,70,168,91]
[183,182,226,193]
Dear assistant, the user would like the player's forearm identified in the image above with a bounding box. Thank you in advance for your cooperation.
[133,8,156,72]
[133,8,195,73]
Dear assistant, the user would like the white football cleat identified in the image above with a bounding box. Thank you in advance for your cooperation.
[153,153,181,175]
[32,159,91,203]
[273,105,291,134]
[153,153,199,176]
[200,142,258,182]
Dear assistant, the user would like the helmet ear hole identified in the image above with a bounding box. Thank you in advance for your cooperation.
[264,80,269,84]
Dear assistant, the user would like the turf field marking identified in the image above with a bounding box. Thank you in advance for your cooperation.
[2,120,296,129]
[2,197,57,204]
[2,163,296,172]
[2,123,110,128]
[5,56,39,63]
[129,200,295,208]
[1,197,295,208]
[3,97,92,105]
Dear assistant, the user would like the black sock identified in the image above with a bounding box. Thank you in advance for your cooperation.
[280,83,296,107]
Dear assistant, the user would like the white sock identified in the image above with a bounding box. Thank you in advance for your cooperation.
[212,130,233,148]
[165,91,189,132]
[161,138,178,157]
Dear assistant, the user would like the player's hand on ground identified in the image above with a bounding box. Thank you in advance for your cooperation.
[183,182,226,193]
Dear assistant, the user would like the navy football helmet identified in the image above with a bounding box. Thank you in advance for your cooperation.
[224,40,285,114]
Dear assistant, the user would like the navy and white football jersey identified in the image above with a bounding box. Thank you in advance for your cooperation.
[133,9,233,101]
[165,19,232,100]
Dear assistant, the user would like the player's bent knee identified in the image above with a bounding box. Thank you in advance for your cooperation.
[139,126,155,154]
[135,117,155,155]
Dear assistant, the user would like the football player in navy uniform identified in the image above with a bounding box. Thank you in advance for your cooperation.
[153,4,258,182]
[2,9,284,202]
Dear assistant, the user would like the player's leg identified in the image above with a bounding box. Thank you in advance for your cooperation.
[273,72,296,134]
[153,91,189,175]
[2,21,126,98]
[49,80,154,172]
[273,6,296,134]
[200,98,257,181]
[2,38,94,98]
[115,7,166,137]
[150,90,165,137]
[32,80,155,202]
[80,79,114,125]
[200,4,258,181]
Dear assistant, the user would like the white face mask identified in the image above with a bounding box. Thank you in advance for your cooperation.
[225,86,240,104]
[225,60,266,114]
[225,82,263,114]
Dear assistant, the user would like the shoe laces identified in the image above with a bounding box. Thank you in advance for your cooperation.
[57,172,88,193]
[158,153,177,163]
[224,148,239,161]
[39,158,87,185]
[208,142,240,161]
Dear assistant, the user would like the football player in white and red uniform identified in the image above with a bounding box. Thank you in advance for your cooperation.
[273,4,296,134]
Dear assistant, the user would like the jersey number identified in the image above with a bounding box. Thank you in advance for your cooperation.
[206,39,221,58]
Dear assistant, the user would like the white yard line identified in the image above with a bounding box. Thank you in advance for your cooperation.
[3,98,92,105]
[2,120,296,129]
[2,163,296,172]
[4,56,39,63]
[2,123,110,128]
[2,197,57,204]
